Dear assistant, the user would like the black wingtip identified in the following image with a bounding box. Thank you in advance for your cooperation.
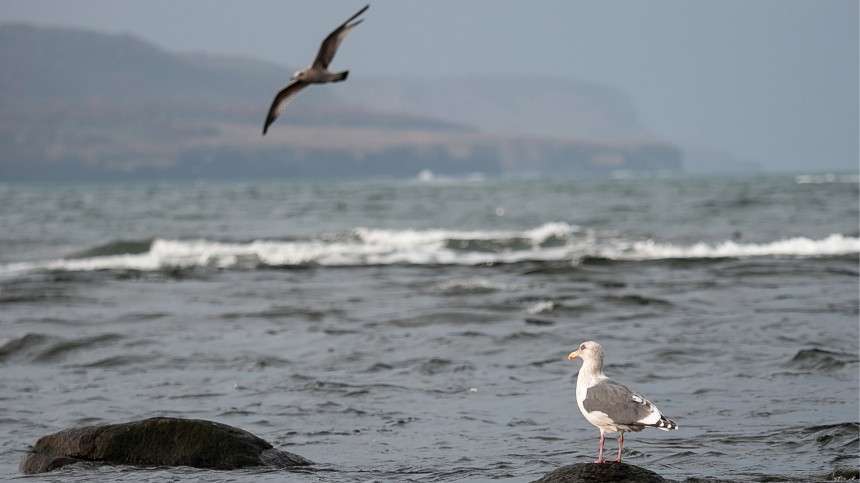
[349,4,370,23]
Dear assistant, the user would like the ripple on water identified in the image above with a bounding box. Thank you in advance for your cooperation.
[0,332,123,364]
[784,348,859,372]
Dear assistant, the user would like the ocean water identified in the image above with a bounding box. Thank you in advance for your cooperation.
[0,175,858,482]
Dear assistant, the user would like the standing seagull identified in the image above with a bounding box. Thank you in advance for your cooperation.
[568,341,678,463]
[262,4,369,135]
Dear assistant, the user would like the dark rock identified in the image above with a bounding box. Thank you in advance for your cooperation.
[823,467,860,480]
[534,462,666,483]
[18,417,312,474]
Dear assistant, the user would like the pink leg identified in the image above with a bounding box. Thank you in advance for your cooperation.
[595,432,605,463]
[614,432,624,463]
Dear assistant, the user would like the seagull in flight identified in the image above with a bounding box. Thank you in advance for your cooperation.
[262,4,369,135]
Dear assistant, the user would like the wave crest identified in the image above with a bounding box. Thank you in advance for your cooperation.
[1,224,857,274]
[616,234,859,260]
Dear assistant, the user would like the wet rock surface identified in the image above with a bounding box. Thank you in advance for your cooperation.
[19,417,312,474]
[534,462,668,483]
[533,462,859,483]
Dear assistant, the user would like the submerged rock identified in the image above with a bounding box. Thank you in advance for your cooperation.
[534,462,666,483]
[19,417,312,474]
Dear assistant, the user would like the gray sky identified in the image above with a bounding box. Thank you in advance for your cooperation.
[2,0,857,173]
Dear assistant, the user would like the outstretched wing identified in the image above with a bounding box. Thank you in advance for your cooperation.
[312,4,369,70]
[262,80,308,135]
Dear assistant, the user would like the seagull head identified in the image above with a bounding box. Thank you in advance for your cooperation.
[568,340,603,362]
[291,68,309,81]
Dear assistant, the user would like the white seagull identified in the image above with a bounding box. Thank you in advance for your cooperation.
[262,4,369,135]
[568,341,678,463]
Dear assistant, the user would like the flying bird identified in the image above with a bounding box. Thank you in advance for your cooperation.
[568,341,678,463]
[262,4,369,135]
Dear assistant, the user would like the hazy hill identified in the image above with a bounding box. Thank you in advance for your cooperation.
[0,23,341,108]
[342,77,763,173]
[342,76,651,140]
[0,24,684,182]
[0,23,416,122]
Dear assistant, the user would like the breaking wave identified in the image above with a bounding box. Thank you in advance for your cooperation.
[1,223,857,274]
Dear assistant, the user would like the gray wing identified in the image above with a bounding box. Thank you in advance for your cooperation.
[262,80,308,135]
[582,379,657,426]
[312,4,369,70]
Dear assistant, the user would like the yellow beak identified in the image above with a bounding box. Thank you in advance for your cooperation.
[568,350,579,360]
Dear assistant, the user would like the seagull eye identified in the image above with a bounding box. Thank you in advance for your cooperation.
[580,344,586,350]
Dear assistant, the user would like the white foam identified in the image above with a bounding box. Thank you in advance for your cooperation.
[795,174,859,184]
[0,225,856,275]
[612,234,860,260]
[525,221,580,242]
[526,300,555,315]
[436,278,514,293]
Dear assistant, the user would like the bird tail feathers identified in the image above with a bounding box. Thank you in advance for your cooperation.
[333,71,349,82]
[653,417,678,431]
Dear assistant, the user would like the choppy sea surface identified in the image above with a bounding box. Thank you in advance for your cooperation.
[1,175,858,482]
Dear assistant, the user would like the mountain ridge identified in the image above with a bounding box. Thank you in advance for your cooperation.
[0,23,688,182]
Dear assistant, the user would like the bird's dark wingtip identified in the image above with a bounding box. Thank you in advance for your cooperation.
[349,4,370,23]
